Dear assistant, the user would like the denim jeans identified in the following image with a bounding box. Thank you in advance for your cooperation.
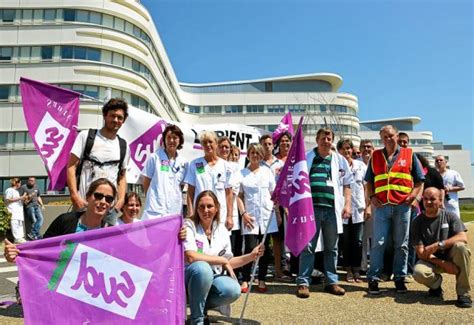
[185,261,240,325]
[26,205,44,238]
[297,206,339,286]
[407,207,419,275]
[368,204,410,281]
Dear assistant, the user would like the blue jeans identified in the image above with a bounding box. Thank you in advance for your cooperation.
[185,261,240,325]
[297,206,339,286]
[407,207,419,275]
[26,206,44,238]
[368,204,410,281]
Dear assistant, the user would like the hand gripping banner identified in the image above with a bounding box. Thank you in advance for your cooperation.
[20,77,80,190]
[16,215,185,324]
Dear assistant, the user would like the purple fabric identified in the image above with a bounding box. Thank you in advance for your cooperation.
[272,112,294,144]
[272,118,316,256]
[19,77,80,190]
[128,119,167,171]
[16,215,185,325]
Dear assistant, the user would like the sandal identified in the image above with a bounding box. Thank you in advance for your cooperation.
[353,272,362,283]
[346,271,354,283]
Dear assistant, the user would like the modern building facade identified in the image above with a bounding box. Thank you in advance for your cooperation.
[0,1,361,193]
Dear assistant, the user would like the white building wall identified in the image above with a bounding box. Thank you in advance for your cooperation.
[434,149,474,199]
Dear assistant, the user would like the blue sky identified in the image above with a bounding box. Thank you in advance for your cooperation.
[142,0,473,157]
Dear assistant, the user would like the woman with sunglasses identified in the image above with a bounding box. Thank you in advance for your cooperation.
[4,178,117,263]
[184,190,263,325]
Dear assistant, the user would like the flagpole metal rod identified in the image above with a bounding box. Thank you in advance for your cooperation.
[239,211,275,324]
[79,92,106,104]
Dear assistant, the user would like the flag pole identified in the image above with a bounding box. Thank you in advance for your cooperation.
[239,210,276,323]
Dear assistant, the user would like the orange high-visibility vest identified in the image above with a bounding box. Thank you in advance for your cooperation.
[372,147,414,205]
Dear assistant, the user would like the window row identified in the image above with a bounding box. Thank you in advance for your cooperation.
[0,8,180,108]
[0,84,152,113]
[250,123,358,135]
[0,45,176,119]
[186,104,357,116]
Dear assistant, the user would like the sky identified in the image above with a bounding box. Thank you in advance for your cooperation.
[142,0,473,159]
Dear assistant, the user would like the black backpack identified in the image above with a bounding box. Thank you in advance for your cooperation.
[75,129,127,189]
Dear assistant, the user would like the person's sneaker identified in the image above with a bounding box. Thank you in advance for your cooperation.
[428,286,443,298]
[404,275,414,283]
[324,284,346,296]
[395,279,408,293]
[14,238,27,244]
[368,280,380,295]
[26,233,35,241]
[296,285,310,299]
[455,295,472,308]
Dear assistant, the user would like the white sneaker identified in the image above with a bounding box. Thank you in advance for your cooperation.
[14,238,27,244]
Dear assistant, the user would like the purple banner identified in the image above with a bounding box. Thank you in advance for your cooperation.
[16,215,185,324]
[128,119,167,171]
[272,112,294,144]
[20,77,80,190]
[272,118,316,256]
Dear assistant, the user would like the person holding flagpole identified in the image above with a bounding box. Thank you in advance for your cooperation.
[238,143,277,293]
[296,127,353,298]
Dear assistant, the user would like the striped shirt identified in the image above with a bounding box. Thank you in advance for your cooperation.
[310,151,334,208]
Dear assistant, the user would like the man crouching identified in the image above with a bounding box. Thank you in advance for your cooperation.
[411,187,471,308]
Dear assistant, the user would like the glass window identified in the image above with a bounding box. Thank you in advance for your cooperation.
[89,12,101,25]
[61,46,73,59]
[225,105,243,113]
[14,132,26,147]
[112,52,123,66]
[131,59,140,72]
[124,21,134,35]
[2,9,16,22]
[33,10,43,21]
[0,47,13,60]
[188,106,200,114]
[320,105,327,112]
[131,94,139,107]
[246,105,264,113]
[20,46,31,59]
[101,50,112,64]
[31,46,41,60]
[86,48,100,61]
[267,105,285,113]
[63,9,75,21]
[0,133,7,148]
[84,85,99,98]
[120,56,130,69]
[22,10,33,21]
[114,17,125,31]
[102,14,114,28]
[72,85,85,93]
[41,46,53,60]
[76,10,89,23]
[133,26,142,38]
[43,9,56,21]
[0,85,9,100]
[74,47,86,60]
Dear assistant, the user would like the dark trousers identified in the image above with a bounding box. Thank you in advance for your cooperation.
[342,220,364,268]
[242,233,271,282]
[230,229,243,276]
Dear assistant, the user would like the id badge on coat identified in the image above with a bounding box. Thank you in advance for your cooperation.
[326,179,334,187]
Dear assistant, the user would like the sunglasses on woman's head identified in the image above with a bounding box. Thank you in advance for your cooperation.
[93,192,115,204]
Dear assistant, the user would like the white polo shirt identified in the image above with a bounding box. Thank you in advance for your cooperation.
[240,167,277,235]
[141,148,188,219]
[184,157,231,227]
[184,219,233,274]
[5,187,24,221]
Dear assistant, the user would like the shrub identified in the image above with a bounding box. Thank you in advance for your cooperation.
[0,198,11,235]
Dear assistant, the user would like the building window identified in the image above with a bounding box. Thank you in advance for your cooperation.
[265,82,273,92]
[43,9,56,21]
[267,105,285,113]
[63,9,75,21]
[89,11,102,25]
[0,47,13,61]
[74,47,87,60]
[188,106,200,113]
[86,48,101,61]
[76,10,89,23]
[225,105,243,114]
[288,105,306,113]
[1,9,16,22]
[41,46,53,60]
[61,46,73,59]
[0,85,9,100]
[246,105,264,113]
[203,106,222,114]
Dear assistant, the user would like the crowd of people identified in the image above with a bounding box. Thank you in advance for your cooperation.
[3,98,471,325]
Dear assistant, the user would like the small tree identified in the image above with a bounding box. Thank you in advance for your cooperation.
[0,197,11,235]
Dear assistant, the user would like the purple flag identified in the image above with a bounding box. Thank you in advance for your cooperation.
[20,77,80,190]
[16,215,185,324]
[272,118,316,256]
[128,119,167,171]
[272,112,294,144]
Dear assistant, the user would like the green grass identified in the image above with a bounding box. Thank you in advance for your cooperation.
[461,203,474,223]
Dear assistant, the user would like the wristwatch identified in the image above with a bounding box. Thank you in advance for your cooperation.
[438,240,446,250]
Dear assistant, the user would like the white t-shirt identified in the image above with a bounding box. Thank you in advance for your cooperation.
[184,157,231,227]
[240,167,277,235]
[227,161,241,231]
[183,219,233,274]
[5,187,24,220]
[442,169,465,217]
[344,159,367,225]
[260,156,284,179]
[71,130,130,199]
[141,148,188,219]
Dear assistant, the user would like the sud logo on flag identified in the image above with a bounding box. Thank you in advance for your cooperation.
[50,242,152,320]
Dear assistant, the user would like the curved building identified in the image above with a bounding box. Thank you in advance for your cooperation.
[0,1,360,192]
